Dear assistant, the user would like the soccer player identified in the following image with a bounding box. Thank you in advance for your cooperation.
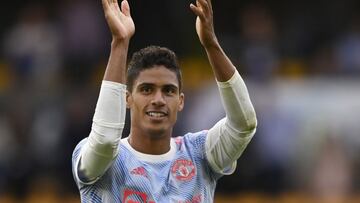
[72,0,257,202]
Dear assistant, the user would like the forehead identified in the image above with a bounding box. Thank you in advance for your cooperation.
[134,65,179,87]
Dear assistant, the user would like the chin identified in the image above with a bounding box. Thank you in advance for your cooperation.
[145,125,170,138]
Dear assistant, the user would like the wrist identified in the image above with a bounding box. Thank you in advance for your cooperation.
[202,37,220,50]
[203,40,221,53]
[111,38,130,48]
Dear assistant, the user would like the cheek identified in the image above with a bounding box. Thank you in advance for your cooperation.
[129,98,144,113]
[134,102,145,112]
[170,101,181,114]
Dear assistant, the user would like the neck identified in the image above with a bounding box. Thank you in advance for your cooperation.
[128,127,172,155]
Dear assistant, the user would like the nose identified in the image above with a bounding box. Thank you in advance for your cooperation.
[151,90,166,106]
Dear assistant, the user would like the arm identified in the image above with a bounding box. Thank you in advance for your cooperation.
[77,0,135,183]
[190,0,257,174]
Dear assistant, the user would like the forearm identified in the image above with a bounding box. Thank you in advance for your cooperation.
[103,39,130,83]
[204,41,236,82]
[79,81,126,183]
[217,71,257,131]
[204,37,257,129]
[206,71,257,174]
[79,40,129,181]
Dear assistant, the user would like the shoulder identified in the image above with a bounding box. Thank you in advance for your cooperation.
[183,130,208,145]
[173,130,208,144]
[172,130,209,157]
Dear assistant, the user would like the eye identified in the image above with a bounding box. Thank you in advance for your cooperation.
[164,86,177,95]
[140,86,152,94]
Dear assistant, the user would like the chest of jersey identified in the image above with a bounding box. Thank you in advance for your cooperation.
[108,152,210,203]
[77,133,218,203]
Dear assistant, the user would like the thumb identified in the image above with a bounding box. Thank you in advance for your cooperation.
[121,0,131,17]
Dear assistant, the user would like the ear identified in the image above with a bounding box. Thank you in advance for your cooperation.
[178,92,185,112]
[126,90,132,109]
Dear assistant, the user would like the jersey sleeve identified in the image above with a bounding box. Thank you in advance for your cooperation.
[75,80,126,185]
[72,139,84,188]
[72,138,99,188]
[205,70,257,176]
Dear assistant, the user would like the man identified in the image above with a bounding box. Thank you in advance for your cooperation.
[72,0,257,202]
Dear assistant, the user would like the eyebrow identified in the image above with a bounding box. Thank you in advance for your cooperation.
[137,83,179,90]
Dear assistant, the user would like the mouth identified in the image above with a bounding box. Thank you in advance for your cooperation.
[145,111,168,118]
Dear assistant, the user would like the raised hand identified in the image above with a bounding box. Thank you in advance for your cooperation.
[102,0,135,41]
[190,0,218,48]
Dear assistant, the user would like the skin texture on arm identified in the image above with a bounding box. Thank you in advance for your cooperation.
[190,0,257,174]
[77,0,134,183]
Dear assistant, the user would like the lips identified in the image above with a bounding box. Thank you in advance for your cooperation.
[146,111,168,118]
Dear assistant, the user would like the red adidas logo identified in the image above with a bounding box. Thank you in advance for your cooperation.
[130,166,148,178]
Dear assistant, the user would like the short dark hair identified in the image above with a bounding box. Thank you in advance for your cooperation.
[127,46,182,92]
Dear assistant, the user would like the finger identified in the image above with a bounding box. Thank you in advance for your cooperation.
[205,0,212,10]
[108,0,120,7]
[197,0,210,14]
[102,0,110,12]
[121,0,131,17]
[103,0,120,14]
[110,0,121,13]
[190,3,205,20]
[190,1,206,18]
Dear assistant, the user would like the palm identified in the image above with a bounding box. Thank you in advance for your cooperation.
[103,0,135,40]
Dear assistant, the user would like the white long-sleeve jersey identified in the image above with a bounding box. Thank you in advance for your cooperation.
[72,70,257,203]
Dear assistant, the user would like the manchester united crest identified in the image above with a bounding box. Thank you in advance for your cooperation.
[171,159,196,181]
